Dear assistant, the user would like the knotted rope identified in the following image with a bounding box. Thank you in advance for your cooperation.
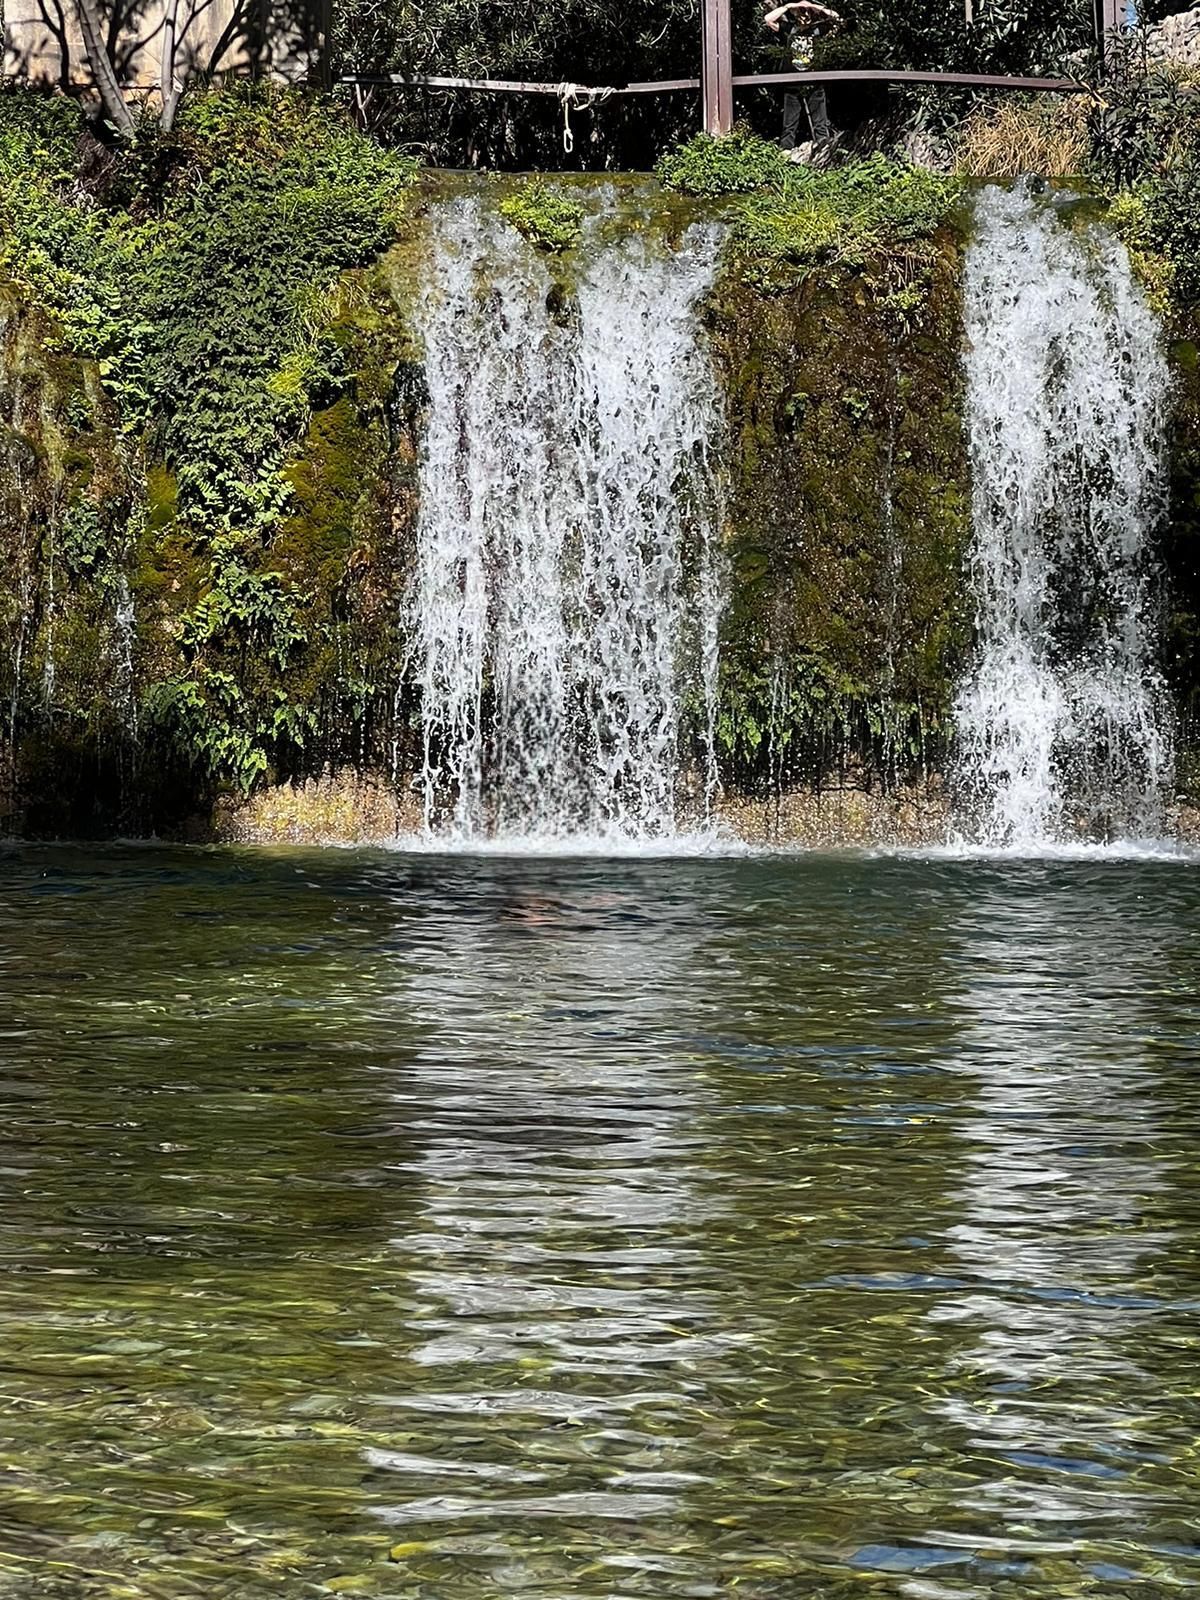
[558,82,616,153]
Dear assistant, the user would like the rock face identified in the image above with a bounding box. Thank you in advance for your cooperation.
[0,174,977,839]
[0,172,1195,842]
[1148,5,1200,67]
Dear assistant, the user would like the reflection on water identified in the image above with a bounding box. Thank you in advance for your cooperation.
[0,846,1197,1598]
[376,877,735,1579]
[930,878,1194,1587]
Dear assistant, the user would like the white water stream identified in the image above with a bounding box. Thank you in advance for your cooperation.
[955,183,1174,848]
[410,196,724,845]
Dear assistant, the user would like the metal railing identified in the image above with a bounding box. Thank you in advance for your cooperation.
[339,0,1121,138]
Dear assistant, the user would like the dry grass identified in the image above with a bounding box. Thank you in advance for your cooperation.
[954,95,1089,179]
[214,769,418,844]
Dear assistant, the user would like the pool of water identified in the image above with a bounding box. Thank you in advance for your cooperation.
[2,844,1198,1597]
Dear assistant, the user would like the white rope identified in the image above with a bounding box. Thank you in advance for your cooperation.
[558,81,616,153]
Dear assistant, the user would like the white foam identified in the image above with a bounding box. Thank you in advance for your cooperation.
[409,196,725,846]
[954,183,1173,849]
[385,826,753,861]
[883,837,1199,865]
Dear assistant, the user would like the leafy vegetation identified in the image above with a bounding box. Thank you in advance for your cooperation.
[334,0,713,167]
[733,156,959,280]
[1073,30,1200,734]
[656,130,792,197]
[823,0,1091,78]
[1084,32,1200,316]
[659,137,959,304]
[334,0,1100,167]
[0,84,419,799]
[499,180,585,252]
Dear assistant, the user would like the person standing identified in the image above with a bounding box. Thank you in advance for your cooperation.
[764,0,844,160]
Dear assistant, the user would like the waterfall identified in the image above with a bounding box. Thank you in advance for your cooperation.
[955,183,1173,848]
[409,195,724,845]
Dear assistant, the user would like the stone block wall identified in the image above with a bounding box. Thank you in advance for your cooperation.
[1,0,330,89]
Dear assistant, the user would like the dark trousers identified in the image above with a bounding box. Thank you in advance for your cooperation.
[782,85,831,148]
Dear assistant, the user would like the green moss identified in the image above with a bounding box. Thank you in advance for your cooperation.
[1162,305,1200,784]
[0,275,142,835]
[731,158,961,294]
[658,137,961,298]
[710,220,972,790]
[280,399,365,575]
[146,464,179,529]
[500,180,585,253]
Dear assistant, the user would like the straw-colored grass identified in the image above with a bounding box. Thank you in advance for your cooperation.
[954,95,1089,179]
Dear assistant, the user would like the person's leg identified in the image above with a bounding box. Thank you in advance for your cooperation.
[781,93,804,150]
[804,85,831,144]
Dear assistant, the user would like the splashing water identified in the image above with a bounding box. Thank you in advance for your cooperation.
[410,195,725,845]
[954,183,1173,848]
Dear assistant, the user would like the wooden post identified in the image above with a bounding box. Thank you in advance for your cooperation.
[1096,0,1122,69]
[701,0,734,135]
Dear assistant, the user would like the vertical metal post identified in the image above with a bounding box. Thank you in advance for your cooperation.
[701,0,734,135]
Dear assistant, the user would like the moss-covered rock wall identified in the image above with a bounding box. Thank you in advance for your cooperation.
[708,228,970,800]
[1,118,1197,840]
[1164,314,1200,800]
[0,258,425,837]
[0,282,136,835]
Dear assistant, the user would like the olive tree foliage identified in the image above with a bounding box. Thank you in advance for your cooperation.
[825,0,1094,76]
[332,0,1100,165]
[332,0,727,165]
[805,0,1098,133]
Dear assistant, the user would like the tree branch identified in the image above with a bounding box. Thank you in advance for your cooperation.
[75,0,137,135]
[160,0,185,130]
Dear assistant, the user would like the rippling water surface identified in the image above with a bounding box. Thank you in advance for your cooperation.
[2,845,1198,1597]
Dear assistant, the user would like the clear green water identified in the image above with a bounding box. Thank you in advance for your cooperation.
[2,845,1199,1598]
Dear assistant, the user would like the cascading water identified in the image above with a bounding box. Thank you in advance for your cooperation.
[410,194,724,845]
[954,182,1173,848]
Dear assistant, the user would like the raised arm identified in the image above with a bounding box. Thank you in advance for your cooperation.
[764,2,842,31]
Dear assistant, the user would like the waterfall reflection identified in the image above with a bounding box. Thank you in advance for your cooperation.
[932,869,1181,1548]
[3,849,1199,1598]
[368,863,736,1577]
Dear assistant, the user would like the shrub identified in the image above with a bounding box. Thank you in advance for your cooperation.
[0,87,82,183]
[1081,40,1200,316]
[1087,44,1200,192]
[499,179,585,251]
[656,129,792,197]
